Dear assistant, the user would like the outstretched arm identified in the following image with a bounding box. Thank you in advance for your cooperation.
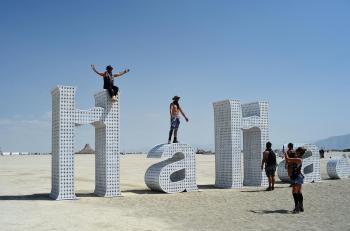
[179,107,189,122]
[113,68,130,77]
[91,64,105,77]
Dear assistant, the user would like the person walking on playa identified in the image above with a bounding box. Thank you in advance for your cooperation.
[168,96,189,144]
[261,142,277,191]
[91,64,129,101]
[285,147,306,213]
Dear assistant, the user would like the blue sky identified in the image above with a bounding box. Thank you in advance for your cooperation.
[0,0,349,152]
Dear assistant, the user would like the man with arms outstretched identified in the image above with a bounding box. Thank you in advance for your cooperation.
[91,64,129,101]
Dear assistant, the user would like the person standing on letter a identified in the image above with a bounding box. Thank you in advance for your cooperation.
[168,96,189,144]
[91,64,129,101]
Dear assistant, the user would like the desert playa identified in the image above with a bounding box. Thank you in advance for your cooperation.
[1,154,349,231]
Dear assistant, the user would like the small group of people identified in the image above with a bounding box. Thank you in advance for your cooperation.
[91,64,307,214]
[91,64,189,144]
[261,142,307,214]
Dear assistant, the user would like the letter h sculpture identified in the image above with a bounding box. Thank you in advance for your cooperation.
[213,100,269,188]
[50,86,120,200]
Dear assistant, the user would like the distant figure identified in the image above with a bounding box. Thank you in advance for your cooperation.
[91,64,129,101]
[285,147,306,213]
[319,149,325,158]
[261,142,277,191]
[168,96,189,143]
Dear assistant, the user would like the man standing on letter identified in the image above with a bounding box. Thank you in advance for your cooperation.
[168,96,189,144]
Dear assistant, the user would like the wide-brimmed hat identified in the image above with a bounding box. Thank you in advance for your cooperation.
[172,96,180,100]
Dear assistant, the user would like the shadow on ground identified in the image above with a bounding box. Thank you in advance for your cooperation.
[249,209,290,214]
[0,193,51,201]
[123,185,218,194]
[76,193,98,197]
[0,192,105,200]
[122,189,163,195]
[198,184,217,190]
[241,189,267,193]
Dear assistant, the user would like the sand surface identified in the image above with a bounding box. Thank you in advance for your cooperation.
[0,154,349,231]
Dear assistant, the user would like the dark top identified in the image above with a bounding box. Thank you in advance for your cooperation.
[103,71,114,89]
[291,162,302,175]
[266,149,277,166]
[290,161,302,180]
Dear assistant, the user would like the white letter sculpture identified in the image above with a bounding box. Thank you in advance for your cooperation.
[145,143,198,193]
[213,100,269,188]
[277,144,321,183]
[50,86,120,200]
[327,158,350,179]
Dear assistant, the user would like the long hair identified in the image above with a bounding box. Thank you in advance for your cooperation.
[296,147,306,158]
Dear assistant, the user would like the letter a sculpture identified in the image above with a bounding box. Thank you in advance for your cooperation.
[213,100,269,188]
[145,143,198,193]
[50,86,120,200]
[277,144,321,183]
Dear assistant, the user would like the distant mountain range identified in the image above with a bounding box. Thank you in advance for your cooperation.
[315,133,350,150]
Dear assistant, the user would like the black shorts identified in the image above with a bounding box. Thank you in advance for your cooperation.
[265,165,276,177]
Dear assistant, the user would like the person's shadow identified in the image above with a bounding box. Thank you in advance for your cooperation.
[249,209,290,214]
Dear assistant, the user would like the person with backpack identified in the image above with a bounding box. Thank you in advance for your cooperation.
[91,64,130,101]
[261,142,277,191]
[285,147,306,213]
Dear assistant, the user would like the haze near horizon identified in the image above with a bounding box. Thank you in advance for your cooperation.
[0,0,349,152]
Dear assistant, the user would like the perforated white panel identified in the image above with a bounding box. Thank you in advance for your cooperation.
[145,143,198,193]
[50,86,120,200]
[327,158,350,179]
[213,100,269,188]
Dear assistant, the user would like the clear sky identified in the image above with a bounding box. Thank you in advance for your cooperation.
[0,0,349,152]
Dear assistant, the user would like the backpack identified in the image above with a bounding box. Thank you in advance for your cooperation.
[266,150,277,166]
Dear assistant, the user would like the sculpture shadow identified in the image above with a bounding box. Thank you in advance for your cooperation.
[275,180,290,184]
[76,192,98,198]
[122,189,164,195]
[322,178,338,181]
[240,189,269,193]
[249,209,290,214]
[198,184,217,190]
[0,193,51,201]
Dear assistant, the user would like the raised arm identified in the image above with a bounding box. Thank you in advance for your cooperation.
[91,64,105,77]
[284,152,302,164]
[113,68,130,77]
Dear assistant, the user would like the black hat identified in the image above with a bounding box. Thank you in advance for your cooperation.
[106,65,113,71]
[172,96,180,100]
